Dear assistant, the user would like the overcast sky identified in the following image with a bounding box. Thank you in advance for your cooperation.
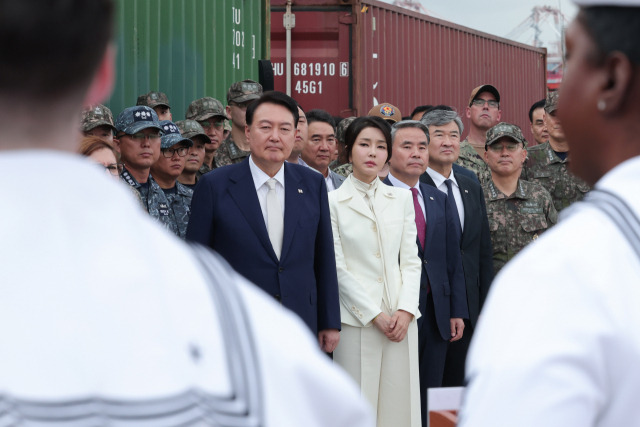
[380,0,578,48]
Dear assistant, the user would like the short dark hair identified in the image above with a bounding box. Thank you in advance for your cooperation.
[245,91,299,127]
[344,116,393,162]
[306,109,336,132]
[0,0,114,102]
[528,99,546,122]
[410,105,433,118]
[580,6,640,66]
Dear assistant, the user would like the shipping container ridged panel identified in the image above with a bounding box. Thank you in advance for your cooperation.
[359,0,546,142]
[107,0,268,120]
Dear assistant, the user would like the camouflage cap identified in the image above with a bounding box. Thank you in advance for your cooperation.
[175,119,211,144]
[185,97,226,121]
[336,117,357,145]
[81,104,115,132]
[115,106,163,135]
[468,84,501,107]
[227,79,263,104]
[159,120,193,149]
[485,122,527,147]
[224,120,232,132]
[136,91,170,109]
[544,91,559,114]
[368,103,402,123]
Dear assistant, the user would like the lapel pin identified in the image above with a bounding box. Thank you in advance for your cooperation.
[464,189,469,193]
[429,196,434,200]
[298,189,304,194]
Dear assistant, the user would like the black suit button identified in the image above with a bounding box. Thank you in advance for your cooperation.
[461,250,465,255]
[278,267,284,273]
[275,294,282,302]
[423,259,428,264]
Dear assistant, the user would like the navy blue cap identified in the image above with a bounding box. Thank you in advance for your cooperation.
[159,120,193,149]
[115,106,163,135]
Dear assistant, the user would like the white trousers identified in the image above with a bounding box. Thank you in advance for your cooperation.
[335,322,421,427]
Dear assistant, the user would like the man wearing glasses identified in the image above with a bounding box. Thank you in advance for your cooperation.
[150,120,194,239]
[215,79,263,168]
[185,96,227,176]
[457,84,502,185]
[482,122,556,275]
[115,106,176,233]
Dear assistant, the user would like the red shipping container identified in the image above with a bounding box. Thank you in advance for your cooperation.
[271,0,547,144]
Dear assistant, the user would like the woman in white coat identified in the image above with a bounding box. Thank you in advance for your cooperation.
[329,116,422,427]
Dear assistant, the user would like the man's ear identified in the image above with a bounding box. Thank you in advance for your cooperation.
[598,52,634,116]
[83,44,116,107]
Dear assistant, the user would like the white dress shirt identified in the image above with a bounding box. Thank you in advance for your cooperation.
[249,155,285,225]
[386,173,425,222]
[426,167,465,232]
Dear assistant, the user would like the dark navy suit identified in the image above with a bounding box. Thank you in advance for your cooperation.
[384,177,467,424]
[186,159,341,334]
[420,165,494,386]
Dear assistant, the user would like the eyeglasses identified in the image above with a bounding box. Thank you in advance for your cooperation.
[198,120,224,129]
[103,163,124,176]
[472,99,499,108]
[161,147,189,158]
[121,132,161,141]
[487,142,521,152]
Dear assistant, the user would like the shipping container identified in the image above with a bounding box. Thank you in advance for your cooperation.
[106,0,270,120]
[271,0,547,144]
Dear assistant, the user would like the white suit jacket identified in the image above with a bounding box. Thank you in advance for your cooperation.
[328,176,422,327]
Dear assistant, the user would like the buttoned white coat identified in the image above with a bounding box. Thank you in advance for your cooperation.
[329,176,422,326]
[329,175,422,427]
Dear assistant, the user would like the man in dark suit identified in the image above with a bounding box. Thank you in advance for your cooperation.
[186,91,341,353]
[419,108,494,387]
[384,120,468,425]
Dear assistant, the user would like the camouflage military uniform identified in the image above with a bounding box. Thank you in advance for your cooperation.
[483,179,558,275]
[521,142,591,212]
[457,138,492,185]
[196,163,211,179]
[164,182,193,239]
[331,162,353,177]
[214,134,250,168]
[121,167,178,236]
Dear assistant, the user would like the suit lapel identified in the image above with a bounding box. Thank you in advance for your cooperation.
[281,164,303,259]
[341,179,375,221]
[228,161,278,261]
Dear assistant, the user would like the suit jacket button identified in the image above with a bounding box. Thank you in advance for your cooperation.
[275,294,282,302]
[352,306,356,310]
[375,252,381,258]
[358,314,363,319]
[423,259,428,264]
[377,277,383,283]
[278,267,284,273]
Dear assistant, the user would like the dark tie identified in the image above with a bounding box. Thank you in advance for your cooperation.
[410,188,426,249]
[445,179,463,239]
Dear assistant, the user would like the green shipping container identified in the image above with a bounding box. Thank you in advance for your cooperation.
[107,0,270,120]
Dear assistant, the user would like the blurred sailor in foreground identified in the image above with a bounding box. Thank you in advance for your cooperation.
[460,1,640,426]
[0,1,374,425]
